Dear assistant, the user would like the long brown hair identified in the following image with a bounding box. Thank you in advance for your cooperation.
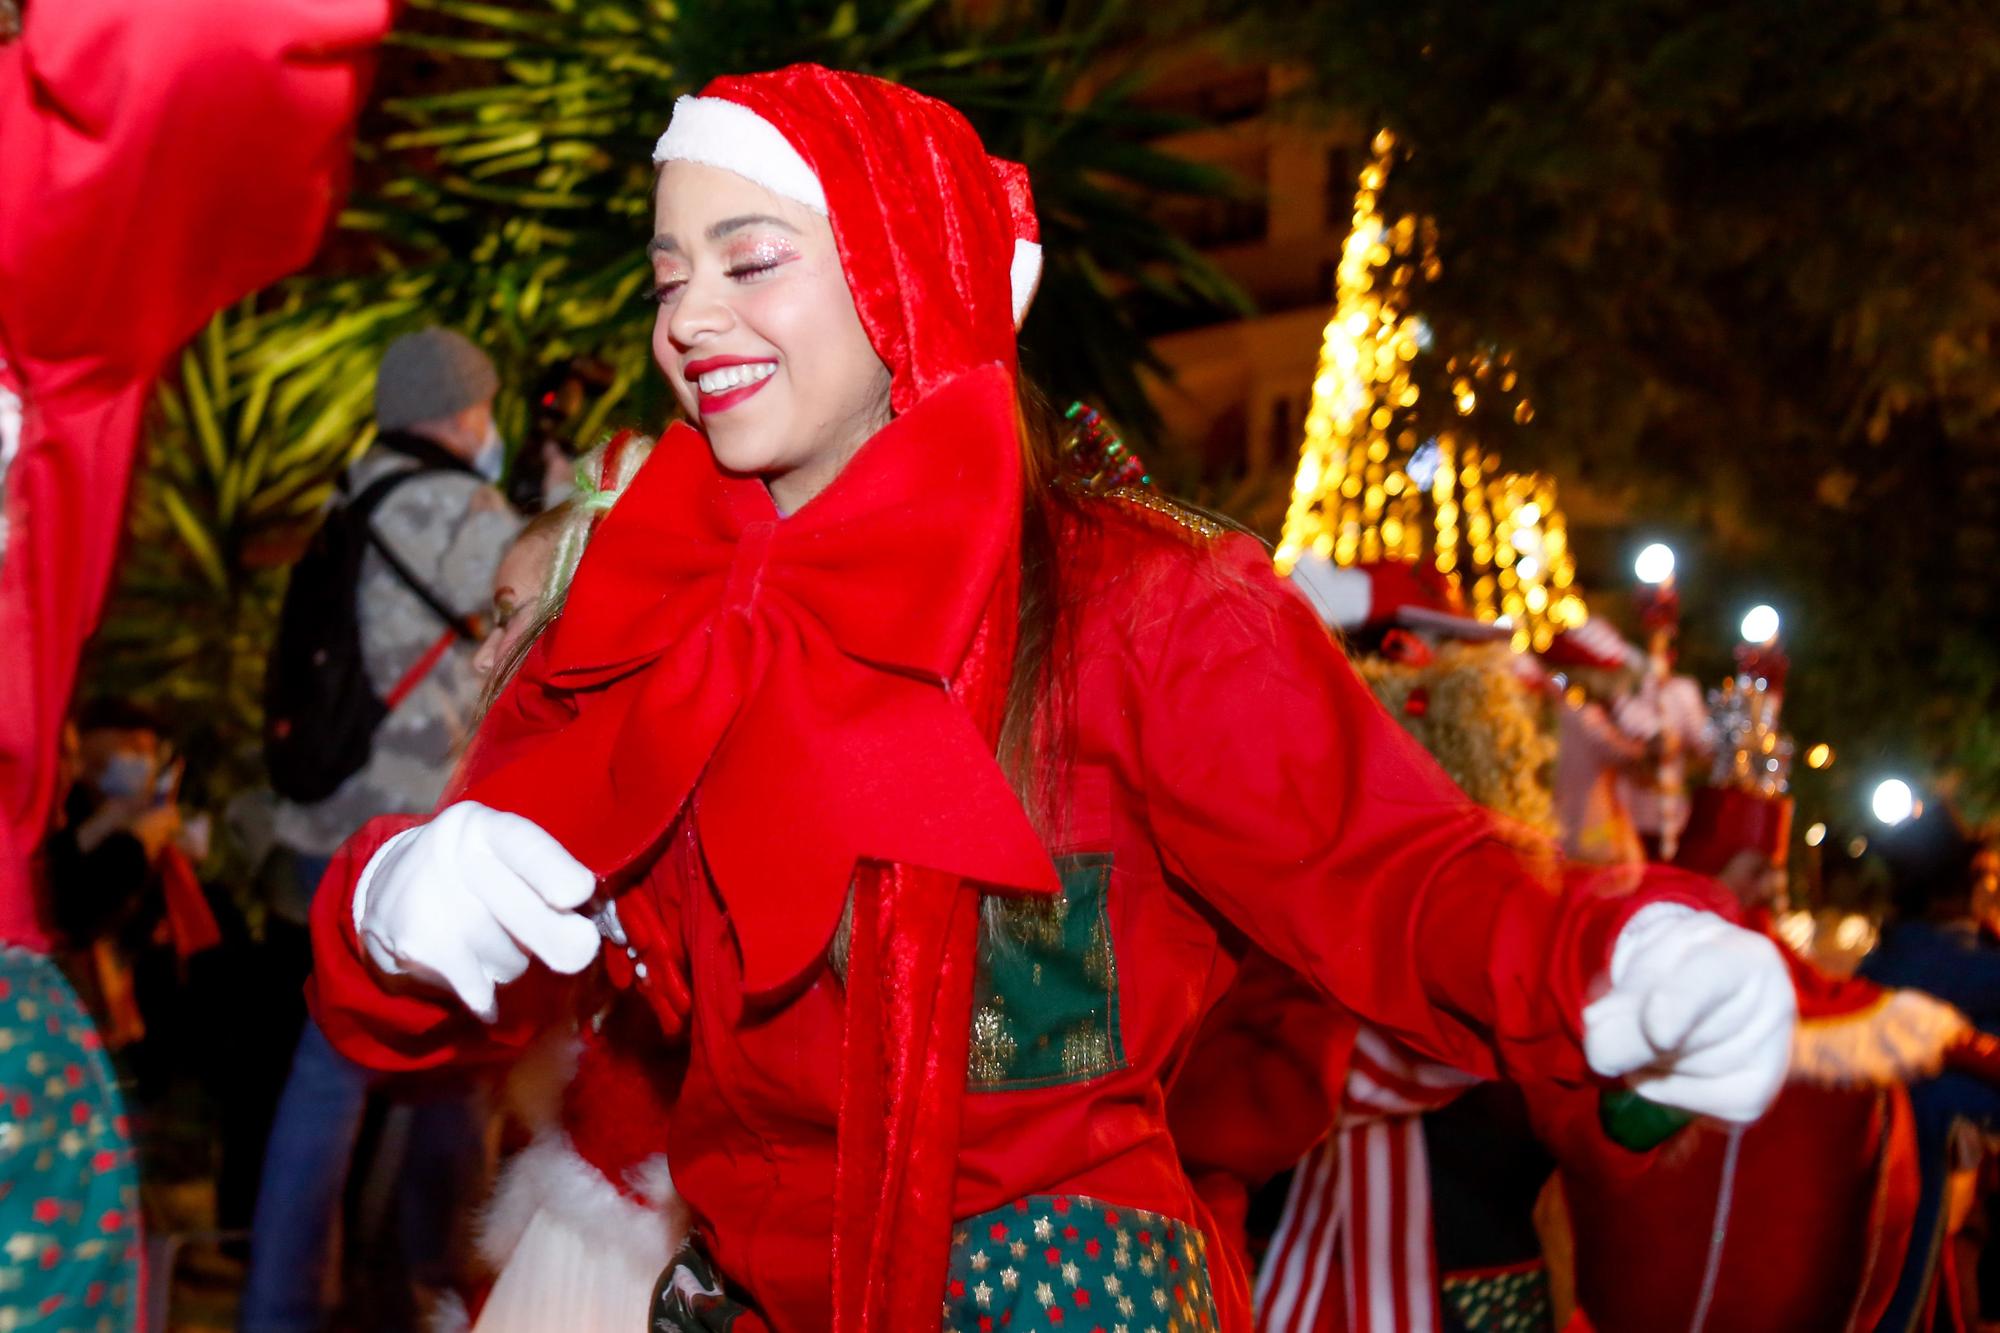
[999,381,1090,846]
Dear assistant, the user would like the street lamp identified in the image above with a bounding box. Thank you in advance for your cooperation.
[1740,604,1780,645]
[1871,778,1916,826]
[1634,543,1675,586]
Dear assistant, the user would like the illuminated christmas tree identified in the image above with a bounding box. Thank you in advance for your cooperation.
[1275,132,1586,653]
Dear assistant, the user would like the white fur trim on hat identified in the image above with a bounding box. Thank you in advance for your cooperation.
[654,97,1044,328]
[1010,238,1042,329]
[653,96,827,213]
[1288,552,1372,629]
[1790,988,1969,1088]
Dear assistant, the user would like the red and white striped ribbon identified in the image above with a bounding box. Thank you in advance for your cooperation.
[1255,1029,1477,1333]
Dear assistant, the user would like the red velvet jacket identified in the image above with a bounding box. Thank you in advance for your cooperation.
[311,497,1692,1330]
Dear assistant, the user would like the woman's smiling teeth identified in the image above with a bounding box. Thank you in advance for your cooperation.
[697,363,777,394]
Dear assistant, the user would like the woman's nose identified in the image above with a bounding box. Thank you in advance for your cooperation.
[667,272,734,348]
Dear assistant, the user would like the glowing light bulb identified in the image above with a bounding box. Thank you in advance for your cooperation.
[1634,543,1675,585]
[1872,779,1915,826]
[1804,822,1826,847]
[1740,604,1780,645]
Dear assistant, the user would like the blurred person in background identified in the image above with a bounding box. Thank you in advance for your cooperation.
[1858,797,2000,1331]
[245,330,521,1332]
[1551,661,1649,867]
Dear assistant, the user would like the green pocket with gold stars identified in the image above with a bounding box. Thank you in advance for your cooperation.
[943,1194,1218,1333]
[968,854,1124,1092]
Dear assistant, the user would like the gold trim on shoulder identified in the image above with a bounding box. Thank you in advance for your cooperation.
[1065,480,1227,541]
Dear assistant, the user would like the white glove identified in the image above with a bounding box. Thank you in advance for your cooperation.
[1582,903,1796,1122]
[353,801,603,1022]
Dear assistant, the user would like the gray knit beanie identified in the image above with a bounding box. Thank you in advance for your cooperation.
[374,328,500,432]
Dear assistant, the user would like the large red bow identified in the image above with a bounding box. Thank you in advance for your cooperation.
[462,365,1057,993]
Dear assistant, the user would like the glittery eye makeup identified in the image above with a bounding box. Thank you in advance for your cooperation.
[723,235,800,278]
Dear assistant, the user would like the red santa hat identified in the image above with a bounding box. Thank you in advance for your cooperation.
[1543,617,1644,671]
[1288,553,1511,641]
[653,65,1042,412]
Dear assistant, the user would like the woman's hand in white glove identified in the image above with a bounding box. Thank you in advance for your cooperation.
[353,801,603,1021]
[1582,903,1797,1123]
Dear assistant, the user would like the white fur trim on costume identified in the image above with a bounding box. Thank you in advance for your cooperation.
[1791,988,1970,1088]
[1287,551,1372,629]
[477,1130,685,1272]
[473,1132,687,1333]
[653,96,828,213]
[1011,238,1043,328]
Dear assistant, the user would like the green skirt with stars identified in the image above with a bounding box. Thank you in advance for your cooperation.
[944,1194,1217,1333]
[0,950,140,1332]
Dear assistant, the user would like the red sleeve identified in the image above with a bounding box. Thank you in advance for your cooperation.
[1137,534,1726,1083]
[306,815,577,1072]
[0,0,392,377]
[307,812,697,1072]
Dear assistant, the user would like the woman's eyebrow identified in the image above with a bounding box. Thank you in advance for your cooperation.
[648,215,798,254]
[707,213,800,240]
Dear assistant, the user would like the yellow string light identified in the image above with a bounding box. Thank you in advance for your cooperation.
[1276,133,1582,649]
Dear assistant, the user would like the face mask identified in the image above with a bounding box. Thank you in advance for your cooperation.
[473,422,507,482]
[97,751,153,799]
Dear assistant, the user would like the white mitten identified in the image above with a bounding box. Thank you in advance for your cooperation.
[353,801,602,1022]
[1582,903,1796,1122]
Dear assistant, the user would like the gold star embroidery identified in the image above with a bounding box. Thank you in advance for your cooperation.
[970,1250,990,1273]
[1010,1239,1028,1260]
[1104,1275,1122,1297]
[1118,1295,1136,1317]
[1036,1281,1056,1308]
[975,1282,993,1309]
[5,1233,38,1262]
[1001,1267,1020,1292]
[1062,1261,1082,1287]
[1152,1289,1170,1310]
[1139,1255,1155,1277]
[1033,1216,1054,1242]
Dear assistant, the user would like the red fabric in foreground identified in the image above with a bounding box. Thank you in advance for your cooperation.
[0,0,391,946]
[1541,1080,1918,1332]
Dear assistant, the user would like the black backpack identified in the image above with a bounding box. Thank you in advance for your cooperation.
[263,437,485,803]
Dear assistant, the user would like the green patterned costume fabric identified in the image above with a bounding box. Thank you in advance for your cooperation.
[967,856,1125,1092]
[943,1194,1217,1333]
[0,950,140,1331]
[1439,1261,1554,1333]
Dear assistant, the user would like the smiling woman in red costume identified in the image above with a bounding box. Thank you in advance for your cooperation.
[306,64,1798,1332]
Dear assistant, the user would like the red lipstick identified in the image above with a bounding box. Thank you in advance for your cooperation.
[685,355,778,415]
